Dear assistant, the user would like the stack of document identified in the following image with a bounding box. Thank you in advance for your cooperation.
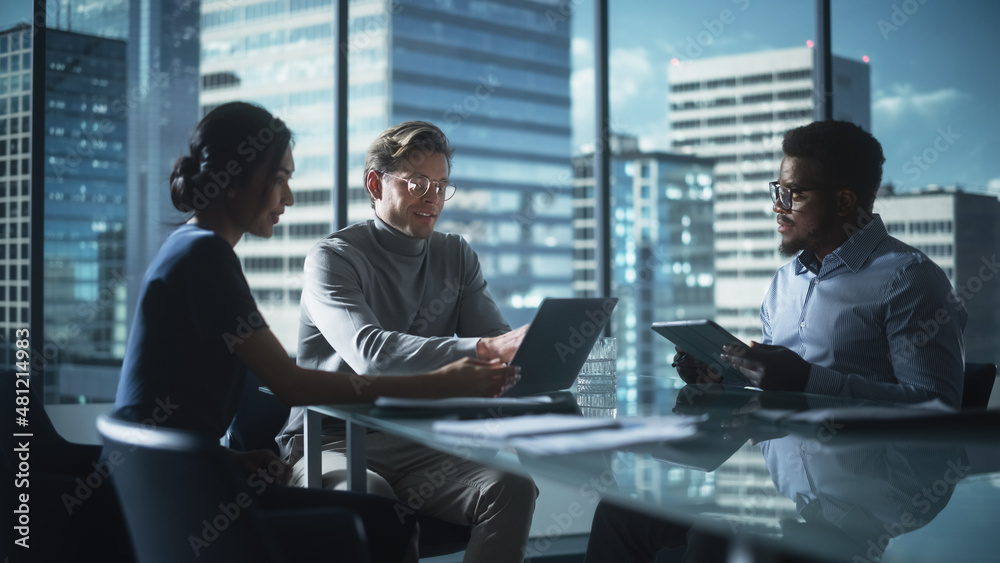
[431,414,701,455]
[750,398,999,438]
[375,396,554,409]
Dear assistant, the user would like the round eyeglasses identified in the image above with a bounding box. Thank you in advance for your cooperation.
[382,172,457,201]
[769,181,823,210]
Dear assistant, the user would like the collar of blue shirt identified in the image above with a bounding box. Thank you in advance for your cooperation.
[794,214,889,277]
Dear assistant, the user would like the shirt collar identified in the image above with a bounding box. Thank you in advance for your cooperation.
[794,214,889,275]
[371,214,427,257]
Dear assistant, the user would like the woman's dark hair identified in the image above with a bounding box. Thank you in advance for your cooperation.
[170,102,293,214]
[782,120,885,212]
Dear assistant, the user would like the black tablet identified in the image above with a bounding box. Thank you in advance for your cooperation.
[651,320,753,387]
[505,297,619,397]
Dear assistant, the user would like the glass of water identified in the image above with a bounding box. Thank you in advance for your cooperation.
[576,337,616,417]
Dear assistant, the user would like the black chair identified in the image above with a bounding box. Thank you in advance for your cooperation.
[227,369,290,455]
[962,363,997,410]
[97,413,369,563]
[0,372,134,561]
[227,370,472,557]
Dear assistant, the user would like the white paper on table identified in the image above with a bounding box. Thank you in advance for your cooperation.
[755,398,957,424]
[431,413,620,440]
[508,416,702,455]
[375,395,554,409]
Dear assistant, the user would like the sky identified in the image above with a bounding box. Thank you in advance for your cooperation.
[570,0,1000,194]
[3,0,998,194]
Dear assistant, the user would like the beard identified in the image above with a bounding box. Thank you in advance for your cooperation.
[778,207,841,258]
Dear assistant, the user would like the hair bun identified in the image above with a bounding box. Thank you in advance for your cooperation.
[178,155,200,178]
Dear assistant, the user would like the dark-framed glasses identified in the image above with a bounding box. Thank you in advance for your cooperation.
[769,181,823,210]
[382,172,457,201]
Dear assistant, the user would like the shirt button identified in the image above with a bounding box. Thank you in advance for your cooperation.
[800,322,806,328]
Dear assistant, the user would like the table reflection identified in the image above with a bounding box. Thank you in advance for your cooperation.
[595,377,976,561]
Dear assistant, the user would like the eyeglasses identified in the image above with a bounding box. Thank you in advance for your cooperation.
[382,172,457,201]
[769,181,823,210]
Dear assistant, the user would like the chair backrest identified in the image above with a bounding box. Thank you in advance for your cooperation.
[227,370,291,454]
[97,414,287,563]
[962,363,997,410]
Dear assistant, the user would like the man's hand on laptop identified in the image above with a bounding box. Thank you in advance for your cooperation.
[476,323,530,364]
[673,346,723,385]
[430,357,521,397]
[720,342,809,392]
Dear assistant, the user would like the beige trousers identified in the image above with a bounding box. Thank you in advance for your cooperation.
[288,431,537,563]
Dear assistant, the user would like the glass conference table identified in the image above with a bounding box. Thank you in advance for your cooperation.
[300,375,1000,562]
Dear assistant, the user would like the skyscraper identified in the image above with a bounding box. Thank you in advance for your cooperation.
[667,46,870,340]
[573,134,716,378]
[124,0,201,338]
[0,24,129,401]
[200,0,573,351]
[878,187,1000,369]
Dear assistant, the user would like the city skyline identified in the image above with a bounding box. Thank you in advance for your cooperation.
[4,1,997,193]
[2,0,997,401]
[570,0,1000,194]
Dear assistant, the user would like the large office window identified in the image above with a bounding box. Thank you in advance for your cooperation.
[600,2,816,380]
[1,0,996,411]
[831,1,1000,371]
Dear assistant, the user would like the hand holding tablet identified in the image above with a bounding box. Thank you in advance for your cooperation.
[651,320,754,387]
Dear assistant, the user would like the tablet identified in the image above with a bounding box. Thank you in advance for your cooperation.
[505,297,618,397]
[650,320,753,386]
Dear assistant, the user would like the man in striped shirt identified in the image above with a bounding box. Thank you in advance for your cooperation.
[587,121,970,563]
[717,120,967,406]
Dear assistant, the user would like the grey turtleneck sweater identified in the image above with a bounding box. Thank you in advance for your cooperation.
[278,216,509,454]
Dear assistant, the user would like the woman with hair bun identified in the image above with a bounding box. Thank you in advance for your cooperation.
[112,102,519,562]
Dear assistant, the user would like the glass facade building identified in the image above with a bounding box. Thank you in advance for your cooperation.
[574,135,715,380]
[667,47,871,341]
[878,188,1000,370]
[0,25,33,370]
[201,0,573,349]
[0,24,129,402]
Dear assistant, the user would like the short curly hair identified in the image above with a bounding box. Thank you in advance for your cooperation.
[782,120,885,212]
[364,121,455,208]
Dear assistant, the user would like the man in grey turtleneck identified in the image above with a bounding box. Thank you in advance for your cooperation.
[278,121,535,563]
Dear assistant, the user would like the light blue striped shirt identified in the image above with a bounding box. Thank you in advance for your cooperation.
[761,214,967,407]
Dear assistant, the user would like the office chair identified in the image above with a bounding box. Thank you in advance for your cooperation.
[0,372,134,561]
[962,363,997,410]
[227,370,473,557]
[97,413,369,563]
